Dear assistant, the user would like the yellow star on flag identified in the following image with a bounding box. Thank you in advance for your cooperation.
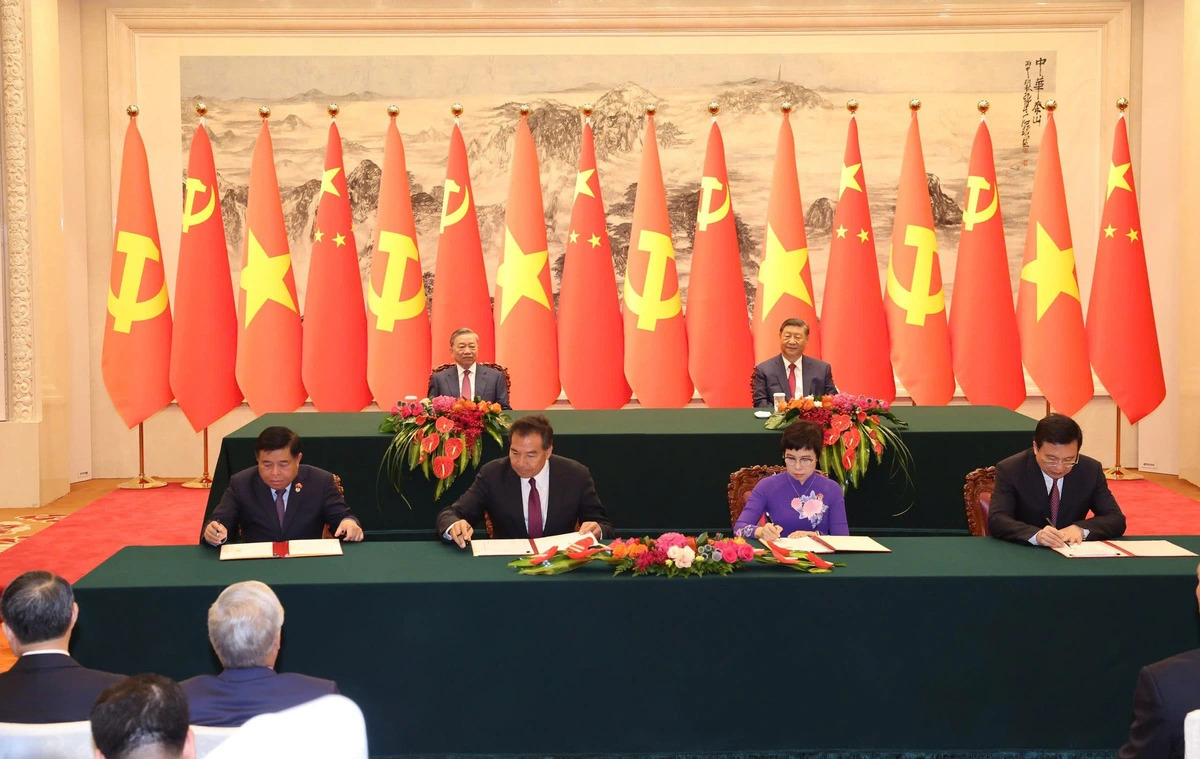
[1126,228,1139,242]
[589,234,601,248]
[313,229,324,242]
[1104,225,1116,238]
[496,227,550,322]
[240,229,296,327]
[857,229,870,243]
[569,230,579,244]
[574,169,596,201]
[757,223,812,320]
[1020,222,1079,320]
[1106,162,1131,200]
[321,167,342,197]
[839,163,862,199]
[334,233,346,247]
[835,225,848,239]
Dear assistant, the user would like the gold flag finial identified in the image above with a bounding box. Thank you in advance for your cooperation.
[645,104,657,116]
[909,98,922,112]
[258,105,271,119]
[519,103,531,116]
[977,99,990,115]
[195,102,208,117]
[707,101,719,116]
[846,99,859,114]
[387,104,399,117]
[1045,99,1057,112]
[327,104,340,118]
[580,103,594,118]
[451,103,464,118]
[126,104,139,118]
[781,101,793,114]
[1116,97,1129,112]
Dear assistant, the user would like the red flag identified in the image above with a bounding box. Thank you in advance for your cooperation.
[1017,110,1092,416]
[687,120,754,407]
[367,110,431,407]
[948,118,1025,409]
[494,112,560,408]
[302,119,371,411]
[623,113,692,407]
[1087,115,1164,423]
[431,120,494,365]
[170,122,241,431]
[883,109,954,406]
[102,114,173,428]
[236,118,306,414]
[753,109,821,364]
[558,119,630,409]
[820,113,894,402]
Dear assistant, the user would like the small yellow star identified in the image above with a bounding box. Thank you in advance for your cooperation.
[334,233,346,247]
[835,225,848,239]
[1020,222,1079,321]
[313,228,324,242]
[1126,228,1139,242]
[569,230,579,244]
[240,230,296,326]
[574,169,596,201]
[857,229,870,243]
[1103,225,1116,238]
[1106,161,1131,200]
[589,234,601,248]
[839,163,862,199]
[321,167,342,198]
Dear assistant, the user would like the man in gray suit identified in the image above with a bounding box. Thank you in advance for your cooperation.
[751,318,838,408]
[427,327,511,409]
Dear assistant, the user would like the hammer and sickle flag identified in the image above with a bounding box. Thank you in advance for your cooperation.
[948,117,1025,409]
[883,109,954,405]
[101,113,174,428]
[302,120,371,411]
[170,122,241,432]
[236,118,306,414]
[494,112,560,408]
[367,110,431,407]
[622,113,693,407]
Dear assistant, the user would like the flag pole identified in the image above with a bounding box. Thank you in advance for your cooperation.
[181,428,213,489]
[119,422,167,489]
[1105,406,1143,480]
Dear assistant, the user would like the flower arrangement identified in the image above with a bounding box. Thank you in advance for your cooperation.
[764,393,912,491]
[379,396,511,500]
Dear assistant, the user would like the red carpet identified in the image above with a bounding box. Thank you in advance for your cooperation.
[1112,479,1200,536]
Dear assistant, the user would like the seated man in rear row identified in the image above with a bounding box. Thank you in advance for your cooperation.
[428,327,511,409]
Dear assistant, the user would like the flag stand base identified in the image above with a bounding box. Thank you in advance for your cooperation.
[118,474,168,490]
[181,475,212,489]
[1103,466,1144,481]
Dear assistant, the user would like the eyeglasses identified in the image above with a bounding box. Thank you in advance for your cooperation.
[783,455,817,467]
[1037,455,1078,468]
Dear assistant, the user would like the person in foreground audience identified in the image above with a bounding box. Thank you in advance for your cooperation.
[987,412,1126,546]
[91,673,195,759]
[437,413,614,545]
[203,425,363,546]
[751,318,838,408]
[207,695,367,759]
[0,570,122,722]
[734,420,848,541]
[182,581,340,727]
[427,327,511,409]
[1119,561,1200,759]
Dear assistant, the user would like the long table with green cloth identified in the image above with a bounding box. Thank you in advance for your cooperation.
[203,407,1035,540]
[72,537,1200,758]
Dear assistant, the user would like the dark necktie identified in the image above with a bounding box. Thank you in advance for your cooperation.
[275,489,286,528]
[461,368,471,399]
[527,478,543,539]
[788,363,798,398]
[1049,479,1060,528]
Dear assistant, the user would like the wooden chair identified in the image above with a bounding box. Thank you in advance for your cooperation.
[727,465,785,527]
[430,362,513,397]
[963,466,997,536]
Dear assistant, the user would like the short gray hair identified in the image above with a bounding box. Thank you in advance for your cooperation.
[449,327,477,346]
[207,581,284,669]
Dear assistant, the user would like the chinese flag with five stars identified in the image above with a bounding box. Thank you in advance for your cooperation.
[102,115,174,428]
[883,110,954,405]
[623,114,693,407]
[1086,115,1164,423]
[1017,110,1092,416]
[948,118,1025,409]
[236,119,306,414]
[687,120,753,406]
[431,122,494,364]
[820,114,894,402]
[558,119,630,409]
[170,122,241,431]
[302,120,371,411]
[367,112,431,407]
[494,113,559,408]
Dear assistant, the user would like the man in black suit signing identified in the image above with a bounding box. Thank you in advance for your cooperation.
[988,413,1126,547]
[437,414,614,546]
[428,327,511,409]
[203,426,363,546]
[752,318,838,408]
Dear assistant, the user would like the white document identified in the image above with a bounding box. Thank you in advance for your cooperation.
[1108,540,1198,558]
[471,531,591,557]
[1054,542,1127,558]
[772,537,833,553]
[219,539,343,561]
[771,535,891,554]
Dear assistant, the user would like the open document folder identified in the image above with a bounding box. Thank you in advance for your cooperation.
[1054,539,1198,558]
[772,535,891,554]
[471,532,591,557]
[219,539,344,561]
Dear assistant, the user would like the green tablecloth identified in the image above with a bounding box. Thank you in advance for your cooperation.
[71,538,1200,757]
[204,407,1035,540]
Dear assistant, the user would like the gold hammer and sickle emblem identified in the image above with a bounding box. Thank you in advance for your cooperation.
[107,231,169,333]
[440,179,470,233]
[885,225,945,327]
[962,175,998,231]
[623,230,682,331]
[697,176,731,232]
[181,177,216,233]
[368,231,426,332]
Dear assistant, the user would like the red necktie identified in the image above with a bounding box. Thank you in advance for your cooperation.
[1049,479,1060,528]
[461,368,471,399]
[787,363,797,399]
[274,489,286,528]
[527,478,543,539]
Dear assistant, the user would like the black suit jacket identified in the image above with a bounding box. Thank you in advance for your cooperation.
[436,454,614,539]
[428,364,511,409]
[206,465,359,544]
[751,354,838,408]
[182,666,339,728]
[0,653,122,723]
[987,449,1126,542]
[1120,648,1200,759]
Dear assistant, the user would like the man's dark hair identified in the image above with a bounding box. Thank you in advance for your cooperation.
[509,414,554,449]
[778,318,810,336]
[780,420,824,455]
[255,426,301,457]
[1033,413,1083,449]
[0,570,74,645]
[91,674,190,759]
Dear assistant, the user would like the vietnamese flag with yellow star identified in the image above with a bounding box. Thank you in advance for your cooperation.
[948,118,1025,409]
[102,114,174,428]
[1018,110,1092,416]
[883,110,954,406]
[302,120,371,411]
[623,113,692,407]
[494,112,559,408]
[170,122,241,432]
[558,118,630,409]
[236,118,306,414]
[1086,115,1164,423]
[367,111,431,407]
[431,121,494,364]
[820,114,894,402]
[687,120,753,407]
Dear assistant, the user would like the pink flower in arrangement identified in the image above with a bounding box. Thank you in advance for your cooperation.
[656,533,688,552]
[720,545,738,563]
[391,404,402,416]
[737,543,754,562]
[431,396,455,413]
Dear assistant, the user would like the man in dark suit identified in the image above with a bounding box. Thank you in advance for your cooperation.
[437,413,614,546]
[0,570,122,722]
[203,426,363,546]
[988,413,1126,546]
[182,581,341,727]
[752,318,838,408]
[427,327,511,409]
[92,674,195,759]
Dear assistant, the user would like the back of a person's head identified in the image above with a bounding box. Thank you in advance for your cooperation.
[207,581,284,669]
[0,570,73,645]
[91,673,190,759]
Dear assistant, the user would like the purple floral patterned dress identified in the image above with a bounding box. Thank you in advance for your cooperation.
[733,471,849,539]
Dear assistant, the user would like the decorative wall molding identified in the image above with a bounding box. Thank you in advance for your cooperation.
[2,0,33,422]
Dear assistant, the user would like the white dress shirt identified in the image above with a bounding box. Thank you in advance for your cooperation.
[21,649,70,657]
[780,356,805,399]
[456,363,478,399]
[520,459,551,533]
